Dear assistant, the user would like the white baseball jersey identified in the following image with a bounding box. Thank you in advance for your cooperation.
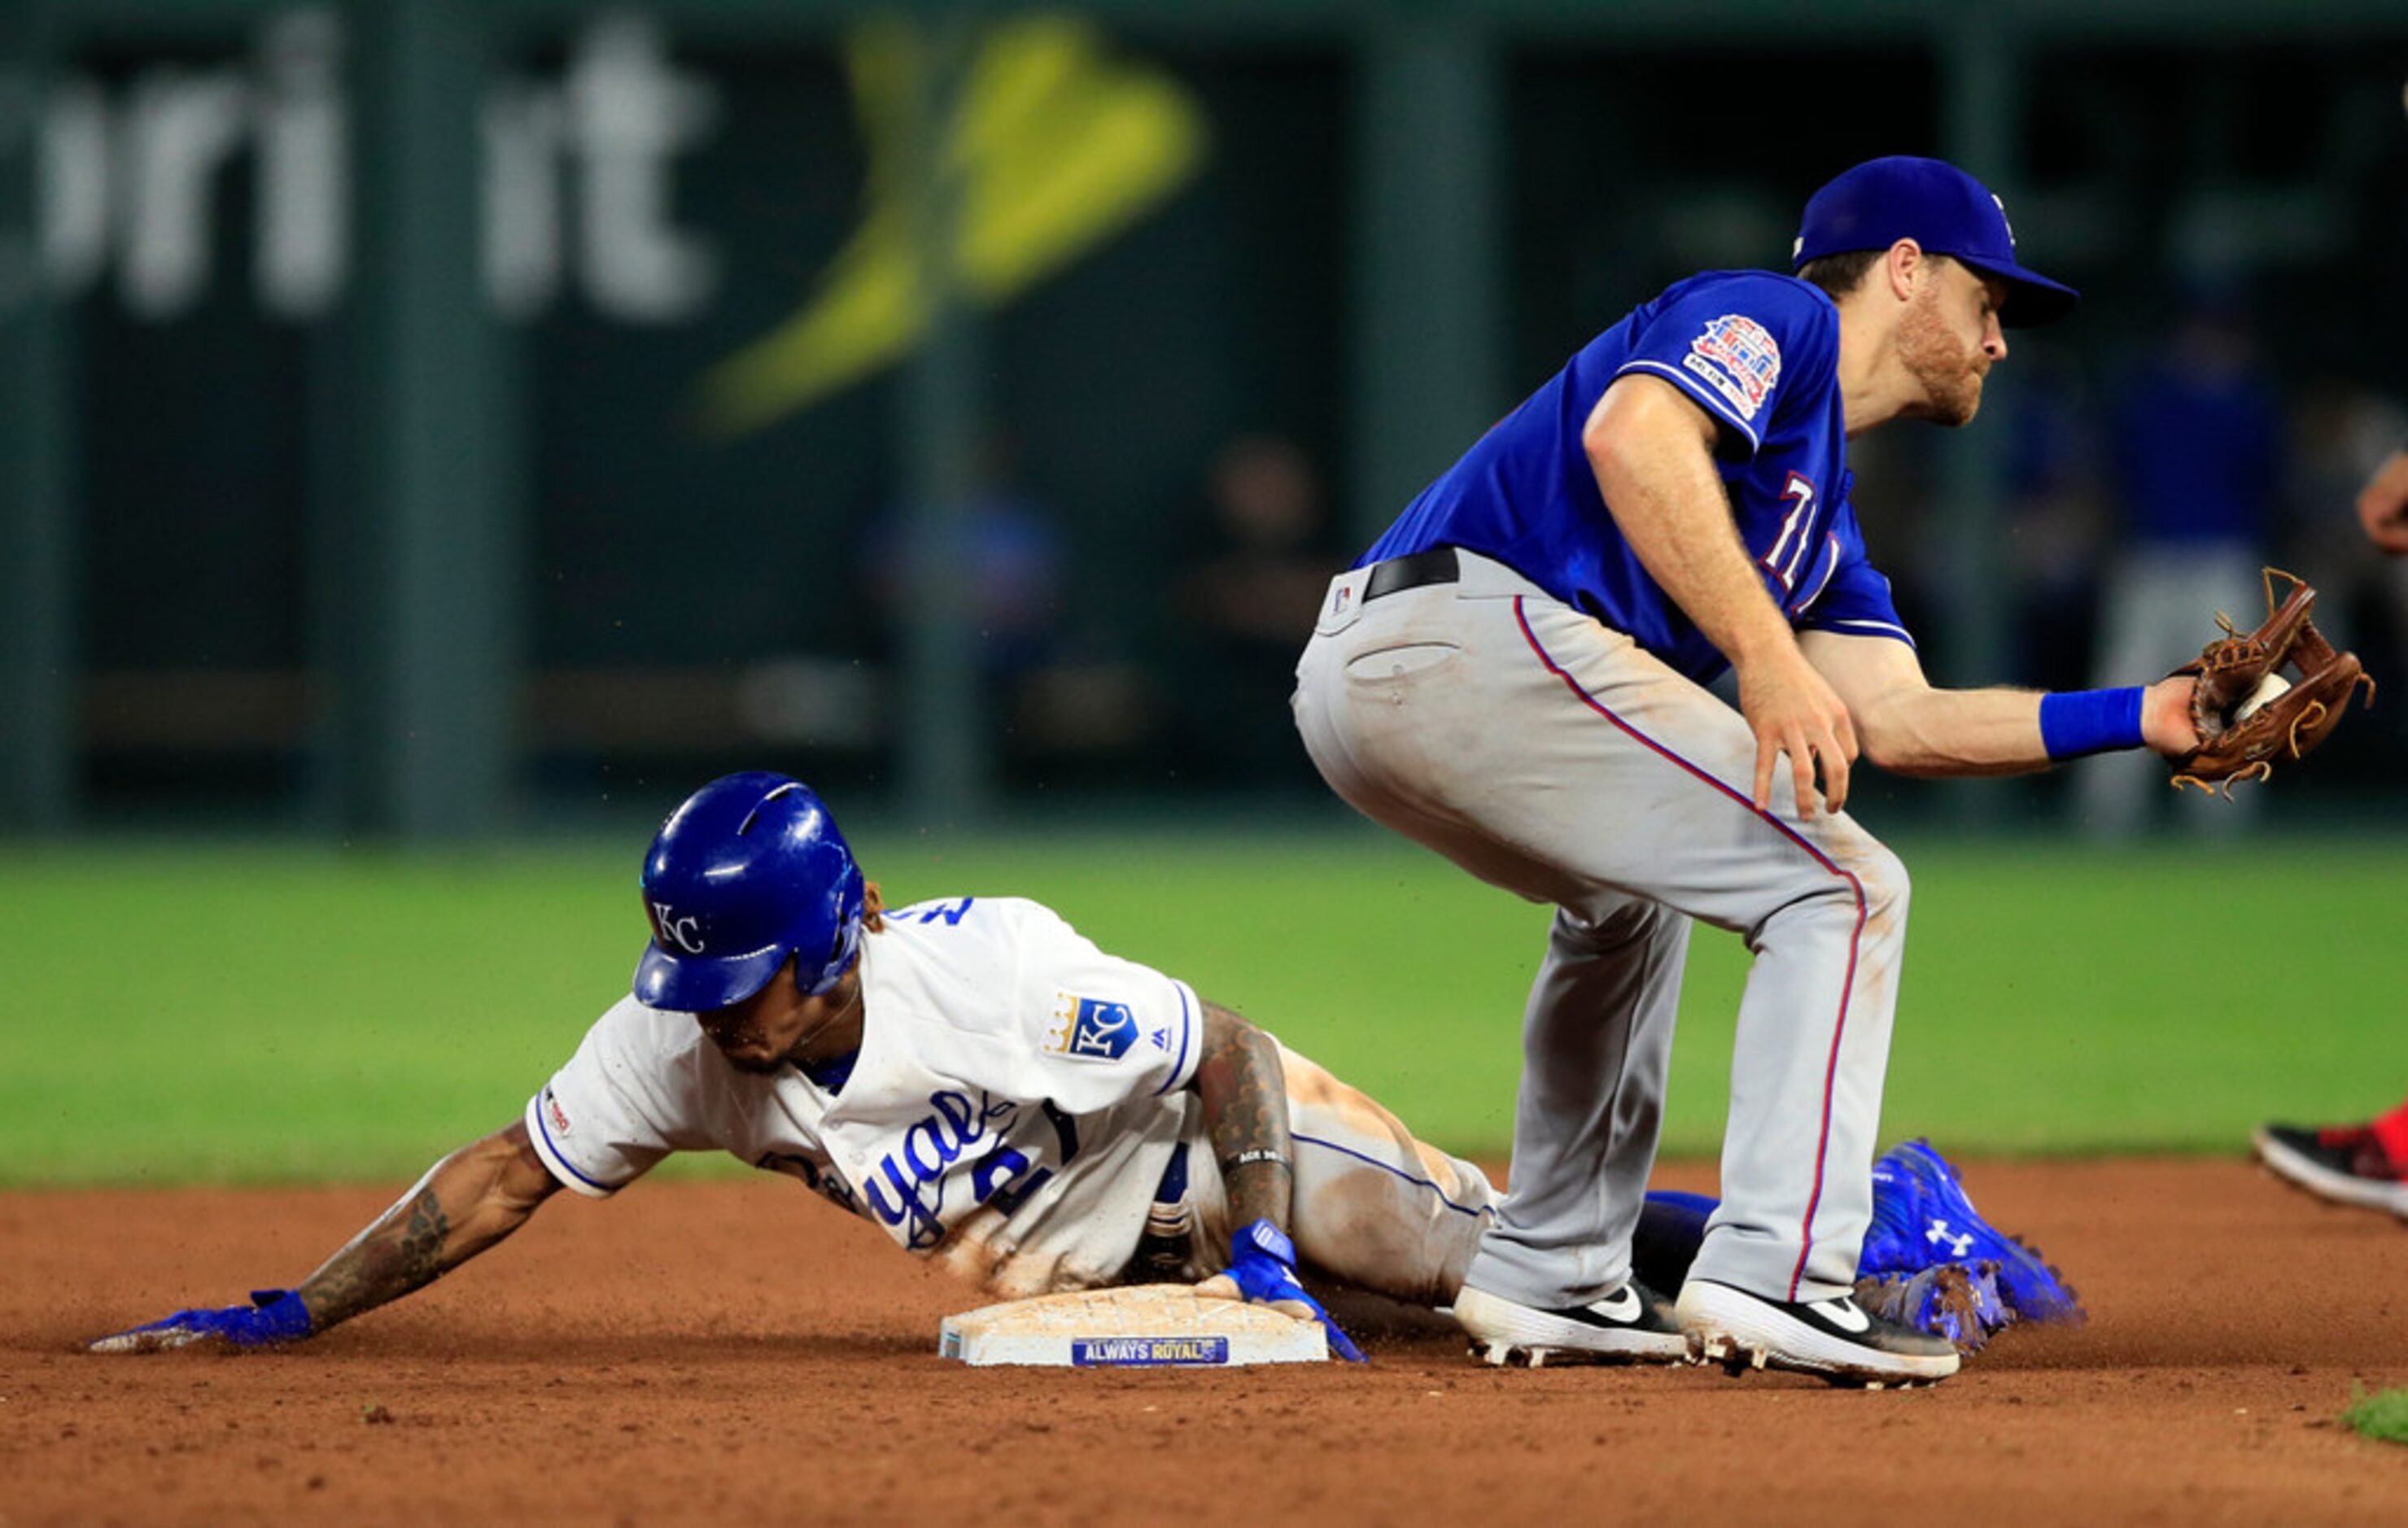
[526,896,1205,1294]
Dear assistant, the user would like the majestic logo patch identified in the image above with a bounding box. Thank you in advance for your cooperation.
[1046,995,1138,1062]
[544,1089,572,1137]
[1682,313,1782,421]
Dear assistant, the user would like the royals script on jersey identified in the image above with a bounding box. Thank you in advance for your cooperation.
[526,896,1204,1294]
[1361,269,1915,683]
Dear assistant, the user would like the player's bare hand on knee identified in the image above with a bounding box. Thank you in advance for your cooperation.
[1739,650,1858,817]
[2139,676,2202,757]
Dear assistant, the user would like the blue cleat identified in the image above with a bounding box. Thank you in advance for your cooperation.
[1861,1146,1934,1277]
[1869,1139,2084,1327]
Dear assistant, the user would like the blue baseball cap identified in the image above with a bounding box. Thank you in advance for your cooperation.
[1792,156,2078,328]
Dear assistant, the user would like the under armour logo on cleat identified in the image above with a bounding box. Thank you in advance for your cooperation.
[1925,1220,1975,1258]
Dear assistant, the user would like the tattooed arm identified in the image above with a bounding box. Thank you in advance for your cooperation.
[90,1118,566,1352]
[296,1119,564,1333]
[1186,1002,1367,1358]
[1192,1000,1294,1235]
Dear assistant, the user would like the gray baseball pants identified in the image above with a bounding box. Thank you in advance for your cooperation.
[1291,550,1910,1307]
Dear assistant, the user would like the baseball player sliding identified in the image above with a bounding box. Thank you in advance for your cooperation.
[1294,156,2190,1387]
[90,771,2070,1366]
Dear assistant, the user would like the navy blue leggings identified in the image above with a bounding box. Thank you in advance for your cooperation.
[1631,1190,1719,1291]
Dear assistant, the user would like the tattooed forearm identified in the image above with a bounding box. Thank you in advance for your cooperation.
[1195,1001,1293,1233]
[293,1122,557,1334]
[297,1183,452,1329]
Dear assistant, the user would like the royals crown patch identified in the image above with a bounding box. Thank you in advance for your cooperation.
[1045,994,1138,1062]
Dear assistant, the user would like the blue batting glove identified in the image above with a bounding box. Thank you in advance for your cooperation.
[88,1289,314,1354]
[1223,1220,1366,1363]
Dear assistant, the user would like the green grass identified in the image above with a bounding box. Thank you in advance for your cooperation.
[2342,1386,2408,1445]
[2,828,2402,1185]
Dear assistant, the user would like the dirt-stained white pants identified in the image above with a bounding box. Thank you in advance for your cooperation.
[1186,1042,1497,1308]
[1291,552,1912,1306]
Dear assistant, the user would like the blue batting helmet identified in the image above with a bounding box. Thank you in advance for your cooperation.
[632,771,867,1012]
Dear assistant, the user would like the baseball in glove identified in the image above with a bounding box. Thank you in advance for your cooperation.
[2167,568,2374,797]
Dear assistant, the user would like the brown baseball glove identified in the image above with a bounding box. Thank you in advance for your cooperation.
[2167,568,2374,797]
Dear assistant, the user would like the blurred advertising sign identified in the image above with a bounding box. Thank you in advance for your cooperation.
[18,7,1205,394]
[28,9,720,324]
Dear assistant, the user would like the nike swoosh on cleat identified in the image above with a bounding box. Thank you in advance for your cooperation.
[1807,1297,1871,1334]
[1589,1286,1641,1323]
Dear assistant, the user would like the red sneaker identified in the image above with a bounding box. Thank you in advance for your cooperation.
[2253,1123,2408,1217]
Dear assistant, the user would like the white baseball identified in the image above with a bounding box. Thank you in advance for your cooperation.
[2235,672,2291,723]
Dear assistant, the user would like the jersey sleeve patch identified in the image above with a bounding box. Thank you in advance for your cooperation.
[1044,993,1142,1063]
[526,1086,622,1198]
[1680,314,1782,422]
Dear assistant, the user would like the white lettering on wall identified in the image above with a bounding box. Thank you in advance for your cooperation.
[568,14,719,322]
[255,9,347,317]
[10,7,722,323]
[121,70,248,317]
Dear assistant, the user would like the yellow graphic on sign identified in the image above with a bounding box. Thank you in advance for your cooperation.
[696,15,1208,438]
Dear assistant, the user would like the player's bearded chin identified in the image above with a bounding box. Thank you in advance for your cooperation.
[1899,283,1983,427]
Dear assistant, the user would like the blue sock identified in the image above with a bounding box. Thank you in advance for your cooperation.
[1632,1190,1718,1290]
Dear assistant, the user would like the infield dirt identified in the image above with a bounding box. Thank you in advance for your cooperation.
[7,1157,2406,1525]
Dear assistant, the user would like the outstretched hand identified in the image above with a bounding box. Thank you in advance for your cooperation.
[2139,675,2202,757]
[1736,647,1858,817]
[88,1289,313,1354]
[1195,1219,1366,1363]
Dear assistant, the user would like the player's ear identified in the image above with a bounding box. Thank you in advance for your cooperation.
[862,880,887,932]
[1882,239,1926,304]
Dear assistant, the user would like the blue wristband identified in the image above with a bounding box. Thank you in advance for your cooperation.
[2039,688,2147,761]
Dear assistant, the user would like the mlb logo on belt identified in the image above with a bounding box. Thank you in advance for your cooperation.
[1046,994,1138,1061]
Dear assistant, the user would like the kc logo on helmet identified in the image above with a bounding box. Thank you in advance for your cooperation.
[651,901,706,953]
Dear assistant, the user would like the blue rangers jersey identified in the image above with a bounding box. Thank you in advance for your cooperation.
[1361,269,1914,683]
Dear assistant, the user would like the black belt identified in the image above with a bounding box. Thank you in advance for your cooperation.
[1363,546,1460,602]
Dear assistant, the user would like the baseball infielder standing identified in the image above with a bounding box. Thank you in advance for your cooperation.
[1295,156,2192,1386]
[87,771,2068,1364]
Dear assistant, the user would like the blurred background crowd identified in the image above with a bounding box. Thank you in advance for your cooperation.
[3,1,2406,840]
